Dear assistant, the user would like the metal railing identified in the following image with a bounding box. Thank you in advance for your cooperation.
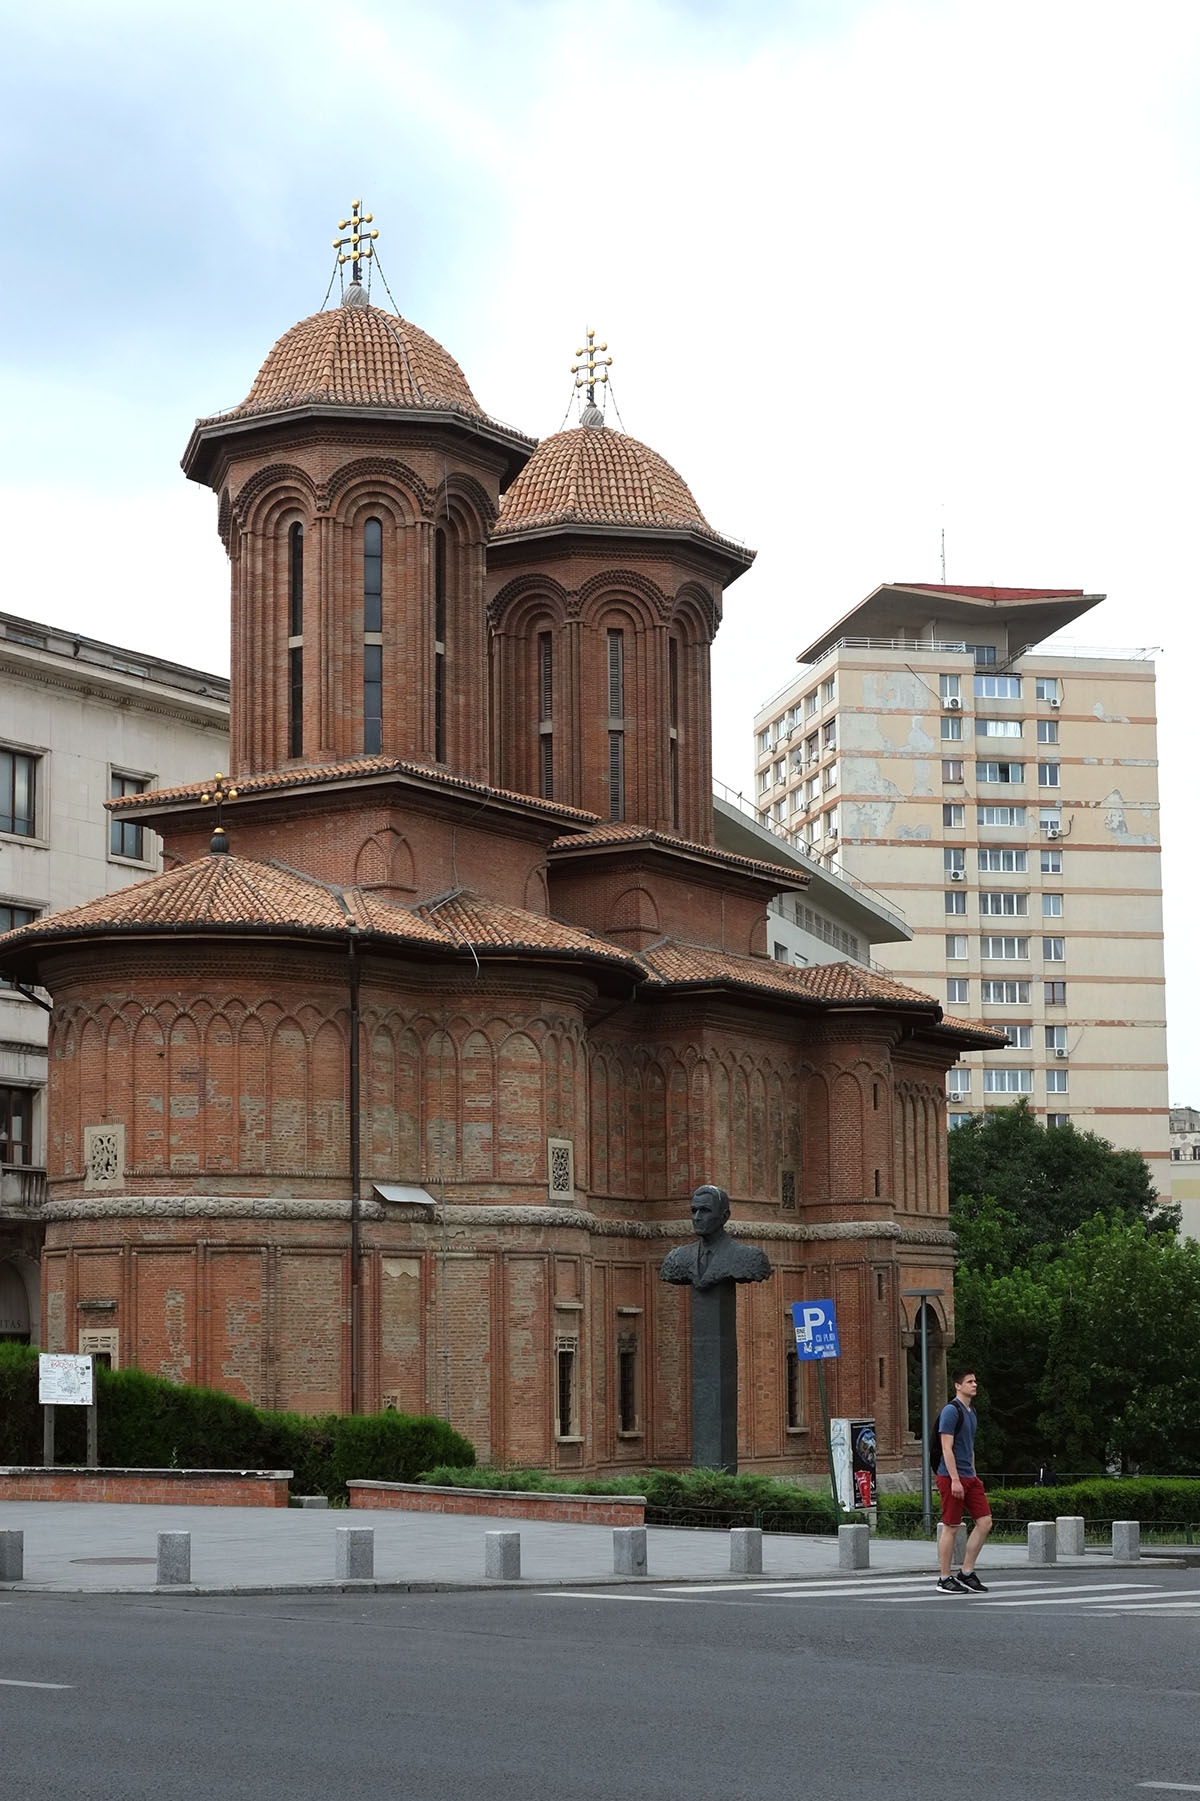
[713,779,906,924]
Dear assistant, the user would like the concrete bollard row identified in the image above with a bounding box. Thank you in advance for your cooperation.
[335,1527,374,1581]
[730,1527,762,1575]
[838,1523,870,1571]
[484,1531,521,1579]
[613,1526,647,1576]
[1027,1521,1056,1564]
[1056,1515,1085,1558]
[0,1530,23,1582]
[157,1531,191,1585]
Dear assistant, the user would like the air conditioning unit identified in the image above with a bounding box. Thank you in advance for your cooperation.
[1054,1047,1068,1059]
[949,869,965,882]
[1048,696,1061,709]
[945,696,963,711]
[1046,825,1061,840]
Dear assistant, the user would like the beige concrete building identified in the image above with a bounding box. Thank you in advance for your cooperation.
[752,582,1169,1186]
[1169,1106,1200,1242]
[0,611,229,1340]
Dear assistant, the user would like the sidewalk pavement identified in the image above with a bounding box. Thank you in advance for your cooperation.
[0,1502,1152,1596]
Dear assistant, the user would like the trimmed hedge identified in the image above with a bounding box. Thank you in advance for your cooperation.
[0,1343,474,1500]
[419,1464,857,1533]
[879,1476,1200,1533]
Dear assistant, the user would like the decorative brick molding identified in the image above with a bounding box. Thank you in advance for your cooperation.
[0,1467,292,1507]
[348,1480,645,1526]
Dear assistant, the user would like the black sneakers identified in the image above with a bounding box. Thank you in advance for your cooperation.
[936,1575,967,1595]
[957,1570,988,1594]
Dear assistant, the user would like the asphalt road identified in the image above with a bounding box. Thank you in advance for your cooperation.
[3,1570,1199,1801]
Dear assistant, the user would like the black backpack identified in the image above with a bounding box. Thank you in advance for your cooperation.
[928,1397,966,1472]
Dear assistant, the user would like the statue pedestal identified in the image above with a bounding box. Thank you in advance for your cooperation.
[690,1281,738,1473]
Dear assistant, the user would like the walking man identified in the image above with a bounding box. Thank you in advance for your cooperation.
[935,1366,992,1595]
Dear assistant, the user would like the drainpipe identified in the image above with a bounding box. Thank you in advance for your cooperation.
[348,933,362,1414]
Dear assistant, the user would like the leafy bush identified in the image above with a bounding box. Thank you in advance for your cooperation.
[0,1345,474,1500]
[878,1476,1200,1534]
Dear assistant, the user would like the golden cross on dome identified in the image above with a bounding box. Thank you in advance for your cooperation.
[332,200,379,285]
[200,771,238,855]
[571,328,613,405]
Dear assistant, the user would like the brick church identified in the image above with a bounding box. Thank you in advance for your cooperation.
[0,221,996,1476]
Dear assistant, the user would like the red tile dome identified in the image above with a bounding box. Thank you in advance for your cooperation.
[495,421,717,538]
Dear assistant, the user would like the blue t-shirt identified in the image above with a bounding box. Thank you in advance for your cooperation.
[936,1400,976,1478]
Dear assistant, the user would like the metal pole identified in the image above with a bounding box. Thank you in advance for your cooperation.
[815,1359,841,1524]
[43,1404,54,1468]
[920,1306,932,1537]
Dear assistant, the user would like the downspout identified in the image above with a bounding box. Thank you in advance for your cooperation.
[348,932,362,1414]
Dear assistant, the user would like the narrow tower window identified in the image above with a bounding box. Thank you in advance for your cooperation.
[434,528,447,762]
[538,629,553,799]
[288,522,304,758]
[668,634,680,830]
[607,627,625,821]
[363,518,382,753]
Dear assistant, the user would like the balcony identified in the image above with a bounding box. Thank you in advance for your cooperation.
[0,1164,48,1217]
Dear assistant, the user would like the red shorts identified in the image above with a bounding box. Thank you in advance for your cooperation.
[937,1474,990,1527]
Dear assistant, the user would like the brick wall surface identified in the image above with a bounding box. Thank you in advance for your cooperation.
[0,1468,290,1506]
[348,1481,644,1526]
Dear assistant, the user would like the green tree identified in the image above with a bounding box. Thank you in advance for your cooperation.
[1039,1217,1200,1472]
[951,1259,1067,1471]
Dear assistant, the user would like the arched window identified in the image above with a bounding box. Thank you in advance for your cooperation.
[668,634,680,830]
[288,523,303,758]
[363,518,383,754]
[538,629,553,799]
[434,528,447,761]
[606,627,625,821]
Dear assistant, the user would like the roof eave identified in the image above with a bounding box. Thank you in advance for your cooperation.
[489,518,755,583]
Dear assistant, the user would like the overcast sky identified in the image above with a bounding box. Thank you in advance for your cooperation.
[3,0,1198,1099]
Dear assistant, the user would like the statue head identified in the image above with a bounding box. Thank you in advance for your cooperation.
[691,1184,731,1240]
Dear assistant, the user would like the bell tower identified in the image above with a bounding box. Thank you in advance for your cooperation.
[182,205,535,784]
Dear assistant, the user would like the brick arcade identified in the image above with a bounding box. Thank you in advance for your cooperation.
[0,234,997,1477]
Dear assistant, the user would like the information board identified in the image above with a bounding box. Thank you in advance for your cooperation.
[38,1353,95,1407]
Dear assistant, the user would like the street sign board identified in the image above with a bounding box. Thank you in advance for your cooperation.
[791,1299,840,1360]
[38,1353,95,1406]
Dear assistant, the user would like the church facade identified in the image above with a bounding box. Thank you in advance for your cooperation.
[0,248,998,1476]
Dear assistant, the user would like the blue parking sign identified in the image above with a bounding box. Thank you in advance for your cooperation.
[792,1299,840,1360]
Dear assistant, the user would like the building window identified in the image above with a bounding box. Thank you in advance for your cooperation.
[0,1086,33,1165]
[1043,937,1066,962]
[976,761,1024,784]
[617,1333,640,1434]
[433,527,448,761]
[981,980,1030,1003]
[668,636,680,830]
[364,517,384,755]
[980,891,1028,916]
[978,806,1026,827]
[944,890,966,914]
[823,763,837,791]
[1038,762,1060,787]
[981,935,1029,959]
[1044,980,1067,1005]
[944,848,965,873]
[979,847,1027,872]
[1042,893,1063,917]
[941,715,962,740]
[757,729,770,755]
[947,978,969,1004]
[0,749,37,839]
[805,689,819,717]
[1004,1024,1033,1049]
[786,1346,804,1429]
[758,770,770,795]
[109,772,149,859]
[805,732,819,765]
[946,934,968,959]
[942,758,964,783]
[1035,677,1059,702]
[556,1337,579,1438]
[821,676,836,706]
[983,1068,1033,1094]
[967,644,998,667]
[947,1069,971,1097]
[1045,1025,1067,1050]
[976,719,1022,738]
[949,1112,973,1129]
[288,522,304,758]
[1037,719,1059,744]
[943,803,964,827]
[939,674,961,701]
[538,631,554,800]
[1041,848,1063,874]
[975,674,1021,699]
[1046,1113,1069,1128]
[0,903,38,989]
[1046,1067,1069,1094]
[607,628,625,820]
[822,720,836,751]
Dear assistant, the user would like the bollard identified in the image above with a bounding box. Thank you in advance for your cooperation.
[0,1531,24,1582]
[1027,1521,1056,1565]
[730,1527,763,1575]
[838,1523,870,1571]
[156,1531,191,1586]
[1112,1521,1141,1562]
[613,1526,647,1576]
[335,1527,374,1581]
[1056,1515,1085,1558]
[484,1531,521,1580]
[295,1496,329,1509]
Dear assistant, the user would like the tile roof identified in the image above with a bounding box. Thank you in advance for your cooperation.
[637,942,939,1007]
[549,822,797,884]
[416,891,640,961]
[202,303,488,425]
[107,755,598,824]
[894,584,1086,603]
[494,424,746,556]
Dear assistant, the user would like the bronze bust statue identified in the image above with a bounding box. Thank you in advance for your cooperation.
[660,1185,772,1290]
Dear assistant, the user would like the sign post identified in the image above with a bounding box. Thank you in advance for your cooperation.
[791,1300,843,1522]
[38,1354,97,1469]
